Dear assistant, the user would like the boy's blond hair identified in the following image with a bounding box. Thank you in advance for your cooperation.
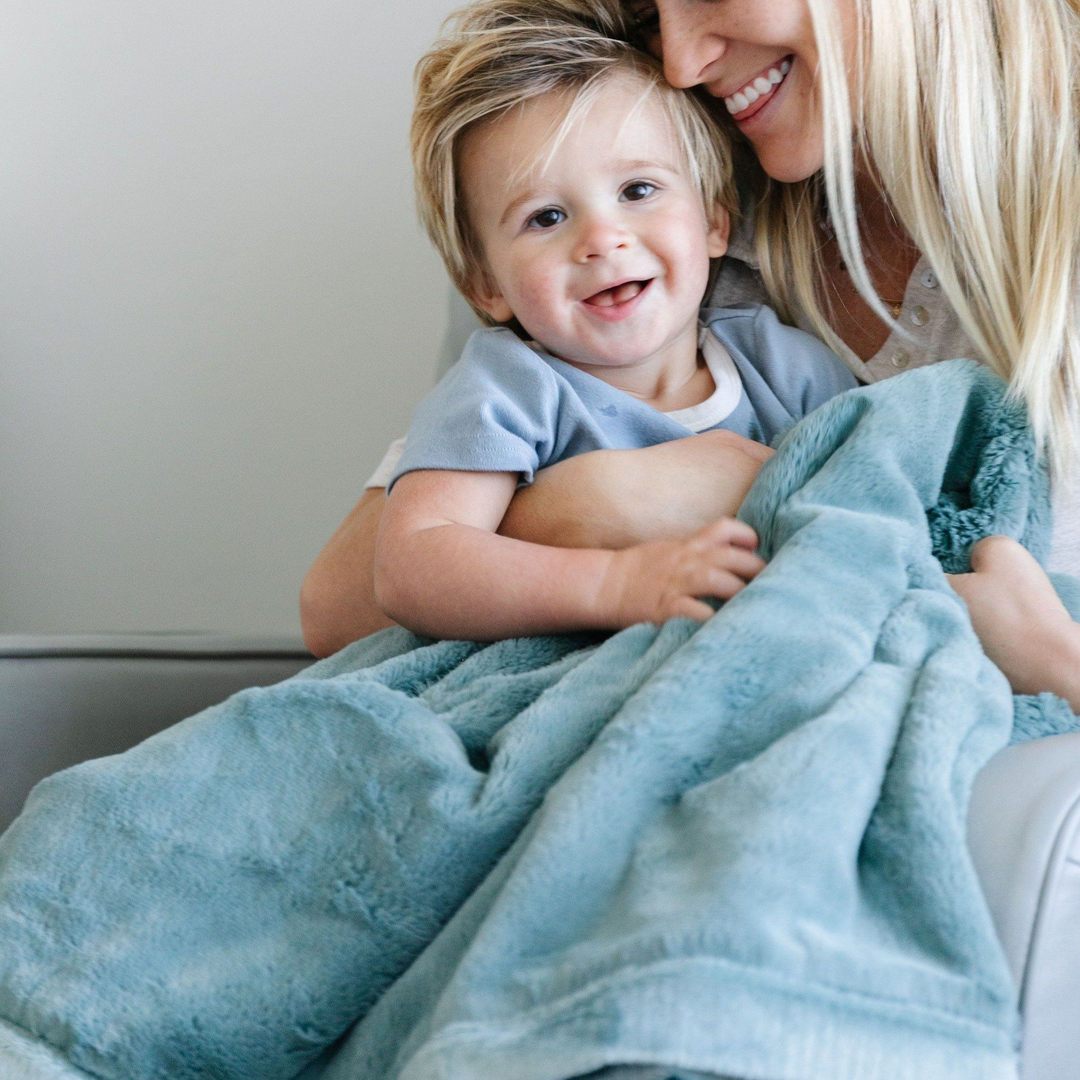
[411,0,737,325]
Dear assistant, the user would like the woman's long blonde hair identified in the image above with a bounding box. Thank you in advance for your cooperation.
[755,0,1080,476]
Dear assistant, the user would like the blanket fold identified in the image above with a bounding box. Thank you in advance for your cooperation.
[0,360,1077,1080]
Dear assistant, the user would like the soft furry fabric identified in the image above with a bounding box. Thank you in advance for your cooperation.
[0,360,1077,1080]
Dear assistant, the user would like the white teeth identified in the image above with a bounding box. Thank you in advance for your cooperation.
[725,59,792,114]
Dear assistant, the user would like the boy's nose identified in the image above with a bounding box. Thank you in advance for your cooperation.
[572,217,632,262]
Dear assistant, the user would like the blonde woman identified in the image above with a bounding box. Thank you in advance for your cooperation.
[302,0,1080,707]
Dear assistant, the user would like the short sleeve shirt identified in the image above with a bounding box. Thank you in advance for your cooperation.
[370,218,1079,576]
[388,305,857,491]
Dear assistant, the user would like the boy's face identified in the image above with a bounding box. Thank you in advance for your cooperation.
[461,74,729,373]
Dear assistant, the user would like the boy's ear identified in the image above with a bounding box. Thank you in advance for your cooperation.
[706,204,731,259]
[467,274,514,324]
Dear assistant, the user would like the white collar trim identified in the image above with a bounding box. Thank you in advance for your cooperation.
[664,326,743,431]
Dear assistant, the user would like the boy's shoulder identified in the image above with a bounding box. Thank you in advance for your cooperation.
[449,326,560,387]
[391,327,570,490]
[701,302,847,367]
[700,301,818,352]
[434,326,575,416]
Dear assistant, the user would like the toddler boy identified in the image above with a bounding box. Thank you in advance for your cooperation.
[375,1,857,640]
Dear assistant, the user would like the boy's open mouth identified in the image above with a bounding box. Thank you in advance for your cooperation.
[582,279,651,308]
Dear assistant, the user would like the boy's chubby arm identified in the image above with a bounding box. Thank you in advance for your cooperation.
[375,468,766,641]
[299,433,772,657]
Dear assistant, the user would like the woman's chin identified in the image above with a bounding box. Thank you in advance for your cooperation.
[751,139,825,185]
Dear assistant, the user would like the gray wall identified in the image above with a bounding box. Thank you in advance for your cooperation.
[1,0,466,637]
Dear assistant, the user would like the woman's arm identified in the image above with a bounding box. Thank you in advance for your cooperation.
[300,488,397,657]
[300,431,772,656]
[499,429,773,548]
[948,536,1080,711]
[376,468,764,641]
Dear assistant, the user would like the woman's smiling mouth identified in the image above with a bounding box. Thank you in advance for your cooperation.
[723,57,793,121]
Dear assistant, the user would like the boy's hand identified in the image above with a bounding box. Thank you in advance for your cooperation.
[598,517,766,627]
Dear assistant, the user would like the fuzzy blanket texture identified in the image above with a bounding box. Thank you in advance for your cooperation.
[1,360,1078,1080]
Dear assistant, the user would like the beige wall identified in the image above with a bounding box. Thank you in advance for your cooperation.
[0,0,466,636]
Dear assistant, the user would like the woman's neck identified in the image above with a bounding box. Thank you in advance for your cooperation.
[819,178,922,362]
[855,179,917,271]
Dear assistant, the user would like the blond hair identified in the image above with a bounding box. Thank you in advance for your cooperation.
[750,0,1080,476]
[411,0,736,324]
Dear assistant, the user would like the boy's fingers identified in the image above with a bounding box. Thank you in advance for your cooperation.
[688,543,765,581]
[690,567,748,600]
[724,522,760,549]
[669,597,717,622]
[696,517,759,549]
[723,548,767,578]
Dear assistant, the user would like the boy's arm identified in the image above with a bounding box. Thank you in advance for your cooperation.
[376,469,766,641]
[375,470,610,640]
[300,434,772,656]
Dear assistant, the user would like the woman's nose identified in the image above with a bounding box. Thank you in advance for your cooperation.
[655,5,728,89]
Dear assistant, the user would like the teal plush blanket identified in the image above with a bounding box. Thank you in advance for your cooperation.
[1,360,1078,1080]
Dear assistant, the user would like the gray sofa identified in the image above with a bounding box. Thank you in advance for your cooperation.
[0,633,313,831]
[2,632,1079,1078]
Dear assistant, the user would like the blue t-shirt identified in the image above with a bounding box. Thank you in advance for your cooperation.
[389,304,858,491]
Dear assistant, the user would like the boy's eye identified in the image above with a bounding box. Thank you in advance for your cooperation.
[621,181,657,202]
[526,207,565,230]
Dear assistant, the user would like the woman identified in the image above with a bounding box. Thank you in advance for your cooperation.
[301,0,1080,707]
[0,5,1075,1078]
